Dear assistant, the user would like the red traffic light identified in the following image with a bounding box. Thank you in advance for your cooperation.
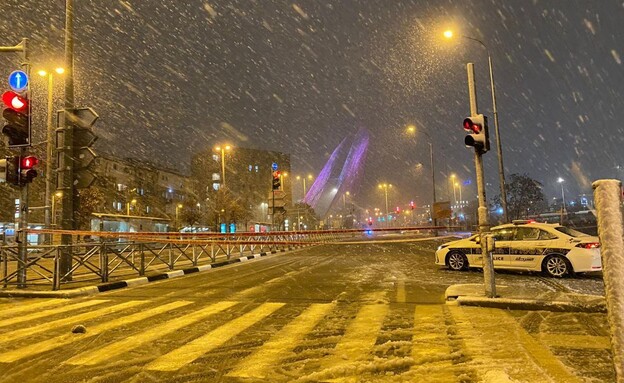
[463,118,482,134]
[2,91,28,113]
[21,156,38,169]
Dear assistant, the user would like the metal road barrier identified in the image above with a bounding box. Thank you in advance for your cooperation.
[0,226,447,291]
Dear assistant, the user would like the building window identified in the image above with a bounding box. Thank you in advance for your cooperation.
[212,154,220,162]
[248,165,252,172]
[146,206,151,214]
[212,173,221,181]
[116,184,127,192]
[255,165,259,172]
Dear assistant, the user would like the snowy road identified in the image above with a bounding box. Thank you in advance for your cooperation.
[0,238,612,382]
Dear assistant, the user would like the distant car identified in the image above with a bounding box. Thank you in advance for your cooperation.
[434,220,602,277]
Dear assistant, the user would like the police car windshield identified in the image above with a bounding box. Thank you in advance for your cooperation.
[555,226,590,238]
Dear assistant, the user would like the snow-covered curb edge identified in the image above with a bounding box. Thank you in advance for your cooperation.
[449,295,607,313]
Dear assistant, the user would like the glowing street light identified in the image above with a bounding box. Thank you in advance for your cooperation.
[214,144,232,188]
[175,203,183,230]
[405,124,437,228]
[378,183,393,227]
[557,177,566,224]
[296,174,314,201]
[37,67,65,235]
[443,29,508,223]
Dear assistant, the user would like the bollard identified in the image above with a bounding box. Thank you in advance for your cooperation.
[593,179,624,382]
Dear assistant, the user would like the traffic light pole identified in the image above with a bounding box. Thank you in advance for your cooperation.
[467,63,496,298]
[59,0,76,279]
[0,39,31,288]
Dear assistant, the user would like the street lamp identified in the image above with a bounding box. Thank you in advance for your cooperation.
[406,125,437,227]
[37,67,65,234]
[378,183,392,227]
[51,191,63,227]
[214,144,232,188]
[444,30,509,223]
[449,173,456,202]
[126,198,137,215]
[557,177,566,224]
[175,203,183,230]
[296,174,313,201]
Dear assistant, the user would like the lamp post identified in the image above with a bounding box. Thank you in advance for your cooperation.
[175,203,183,230]
[557,177,566,224]
[378,183,392,227]
[214,144,232,188]
[126,198,136,215]
[449,173,456,202]
[37,67,64,241]
[406,125,437,228]
[296,174,313,201]
[444,30,508,223]
[51,191,63,227]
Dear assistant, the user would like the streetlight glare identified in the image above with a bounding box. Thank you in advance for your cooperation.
[37,70,47,77]
[557,177,564,183]
[406,124,416,134]
[55,67,65,74]
[443,30,453,39]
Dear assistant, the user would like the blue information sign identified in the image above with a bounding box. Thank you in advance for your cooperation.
[271,162,278,171]
[8,70,28,92]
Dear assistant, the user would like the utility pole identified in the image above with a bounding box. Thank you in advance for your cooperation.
[466,63,496,298]
[0,38,30,287]
[59,0,75,278]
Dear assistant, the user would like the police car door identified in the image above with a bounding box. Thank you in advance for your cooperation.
[490,227,514,267]
[509,226,543,269]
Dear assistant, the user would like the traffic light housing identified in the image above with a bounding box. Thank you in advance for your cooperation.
[2,91,30,147]
[0,156,20,185]
[272,171,281,190]
[463,114,490,153]
[19,155,38,185]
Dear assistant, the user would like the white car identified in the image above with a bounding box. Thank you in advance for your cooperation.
[435,221,602,277]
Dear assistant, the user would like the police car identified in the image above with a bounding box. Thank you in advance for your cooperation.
[435,221,602,277]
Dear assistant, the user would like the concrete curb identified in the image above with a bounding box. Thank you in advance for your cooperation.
[445,284,607,313]
[0,249,281,298]
[449,295,607,313]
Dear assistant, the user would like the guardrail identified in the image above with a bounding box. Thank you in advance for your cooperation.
[0,229,356,290]
[0,226,443,290]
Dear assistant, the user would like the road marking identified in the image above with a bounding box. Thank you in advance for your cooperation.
[0,301,190,363]
[0,300,147,344]
[146,302,285,371]
[65,301,237,366]
[448,306,583,383]
[411,305,453,363]
[317,303,389,376]
[396,280,406,303]
[539,333,610,349]
[0,300,107,328]
[227,302,336,378]
[0,299,68,318]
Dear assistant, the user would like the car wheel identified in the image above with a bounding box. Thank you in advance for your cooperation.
[543,254,572,277]
[447,251,468,271]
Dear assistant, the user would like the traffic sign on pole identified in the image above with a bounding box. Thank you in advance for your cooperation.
[8,70,28,92]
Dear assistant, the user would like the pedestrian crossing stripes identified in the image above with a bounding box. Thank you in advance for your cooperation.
[0,298,608,381]
[65,300,237,366]
[0,300,147,344]
[227,302,336,378]
[0,299,107,328]
[146,302,285,371]
[0,301,190,363]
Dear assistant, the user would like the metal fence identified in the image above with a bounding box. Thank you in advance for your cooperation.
[1,230,347,290]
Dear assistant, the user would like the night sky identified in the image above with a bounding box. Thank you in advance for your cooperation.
[1,1,623,210]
